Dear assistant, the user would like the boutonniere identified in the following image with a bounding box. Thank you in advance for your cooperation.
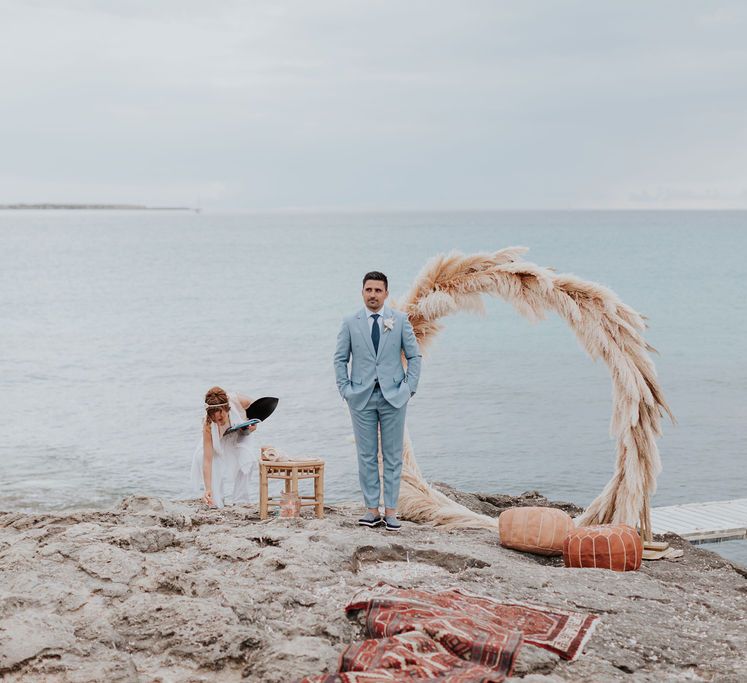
[383,317,395,332]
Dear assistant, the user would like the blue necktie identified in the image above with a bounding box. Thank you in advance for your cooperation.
[370,313,380,353]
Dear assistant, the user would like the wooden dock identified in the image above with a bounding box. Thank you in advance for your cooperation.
[651,499,747,544]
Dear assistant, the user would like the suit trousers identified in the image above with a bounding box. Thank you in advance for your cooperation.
[349,386,408,509]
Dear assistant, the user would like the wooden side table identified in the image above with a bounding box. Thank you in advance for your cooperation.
[259,459,325,520]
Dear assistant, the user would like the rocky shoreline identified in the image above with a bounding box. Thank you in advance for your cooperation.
[1,490,745,682]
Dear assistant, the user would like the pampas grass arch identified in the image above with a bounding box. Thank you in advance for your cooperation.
[390,248,673,541]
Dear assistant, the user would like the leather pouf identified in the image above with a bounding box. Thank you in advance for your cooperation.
[563,524,643,572]
[498,506,575,556]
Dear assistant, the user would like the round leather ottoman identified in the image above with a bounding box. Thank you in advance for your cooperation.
[563,524,643,572]
[498,506,575,556]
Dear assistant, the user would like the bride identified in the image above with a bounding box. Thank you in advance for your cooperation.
[190,386,258,507]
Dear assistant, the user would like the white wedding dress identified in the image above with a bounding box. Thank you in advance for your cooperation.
[190,392,257,507]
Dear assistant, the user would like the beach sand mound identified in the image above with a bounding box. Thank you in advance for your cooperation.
[1,493,745,682]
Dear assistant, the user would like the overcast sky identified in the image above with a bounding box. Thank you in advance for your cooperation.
[1,1,745,210]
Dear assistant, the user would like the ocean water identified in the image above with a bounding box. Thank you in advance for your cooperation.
[1,210,745,564]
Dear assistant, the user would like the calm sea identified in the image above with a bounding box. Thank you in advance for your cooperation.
[1,210,745,564]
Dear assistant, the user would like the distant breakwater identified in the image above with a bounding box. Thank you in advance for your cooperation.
[0,203,198,211]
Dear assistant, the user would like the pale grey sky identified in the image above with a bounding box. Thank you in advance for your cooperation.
[1,1,746,209]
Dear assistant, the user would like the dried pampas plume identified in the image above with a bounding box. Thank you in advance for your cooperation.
[391,248,674,540]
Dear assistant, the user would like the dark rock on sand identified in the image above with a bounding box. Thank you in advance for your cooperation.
[431,482,585,517]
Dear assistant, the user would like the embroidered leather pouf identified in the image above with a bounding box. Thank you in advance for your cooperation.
[563,524,643,572]
[498,506,575,556]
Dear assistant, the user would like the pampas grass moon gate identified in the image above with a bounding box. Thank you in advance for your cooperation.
[389,248,674,541]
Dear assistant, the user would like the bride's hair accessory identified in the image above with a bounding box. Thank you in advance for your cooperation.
[204,386,229,414]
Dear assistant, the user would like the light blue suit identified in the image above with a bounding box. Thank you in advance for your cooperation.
[334,306,422,509]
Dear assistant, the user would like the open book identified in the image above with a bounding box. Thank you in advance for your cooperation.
[223,397,279,436]
[224,418,261,436]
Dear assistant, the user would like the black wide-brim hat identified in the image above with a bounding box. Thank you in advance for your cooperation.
[245,396,279,422]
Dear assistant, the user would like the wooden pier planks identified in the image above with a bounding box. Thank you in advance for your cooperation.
[651,499,747,543]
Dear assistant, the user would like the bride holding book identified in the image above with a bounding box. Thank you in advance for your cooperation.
[190,386,277,508]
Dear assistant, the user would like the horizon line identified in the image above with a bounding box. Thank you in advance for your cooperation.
[3,204,747,213]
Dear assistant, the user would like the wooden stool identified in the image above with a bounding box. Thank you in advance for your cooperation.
[259,460,325,520]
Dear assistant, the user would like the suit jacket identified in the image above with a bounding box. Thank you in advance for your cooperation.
[334,306,422,411]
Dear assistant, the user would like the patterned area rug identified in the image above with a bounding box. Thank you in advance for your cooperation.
[299,585,598,682]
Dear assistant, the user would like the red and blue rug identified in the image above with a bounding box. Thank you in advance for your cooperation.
[300,584,598,682]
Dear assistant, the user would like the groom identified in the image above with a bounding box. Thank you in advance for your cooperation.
[334,271,422,531]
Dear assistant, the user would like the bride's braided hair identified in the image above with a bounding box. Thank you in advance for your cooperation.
[204,386,229,423]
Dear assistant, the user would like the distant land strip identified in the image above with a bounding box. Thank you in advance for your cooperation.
[0,203,199,211]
